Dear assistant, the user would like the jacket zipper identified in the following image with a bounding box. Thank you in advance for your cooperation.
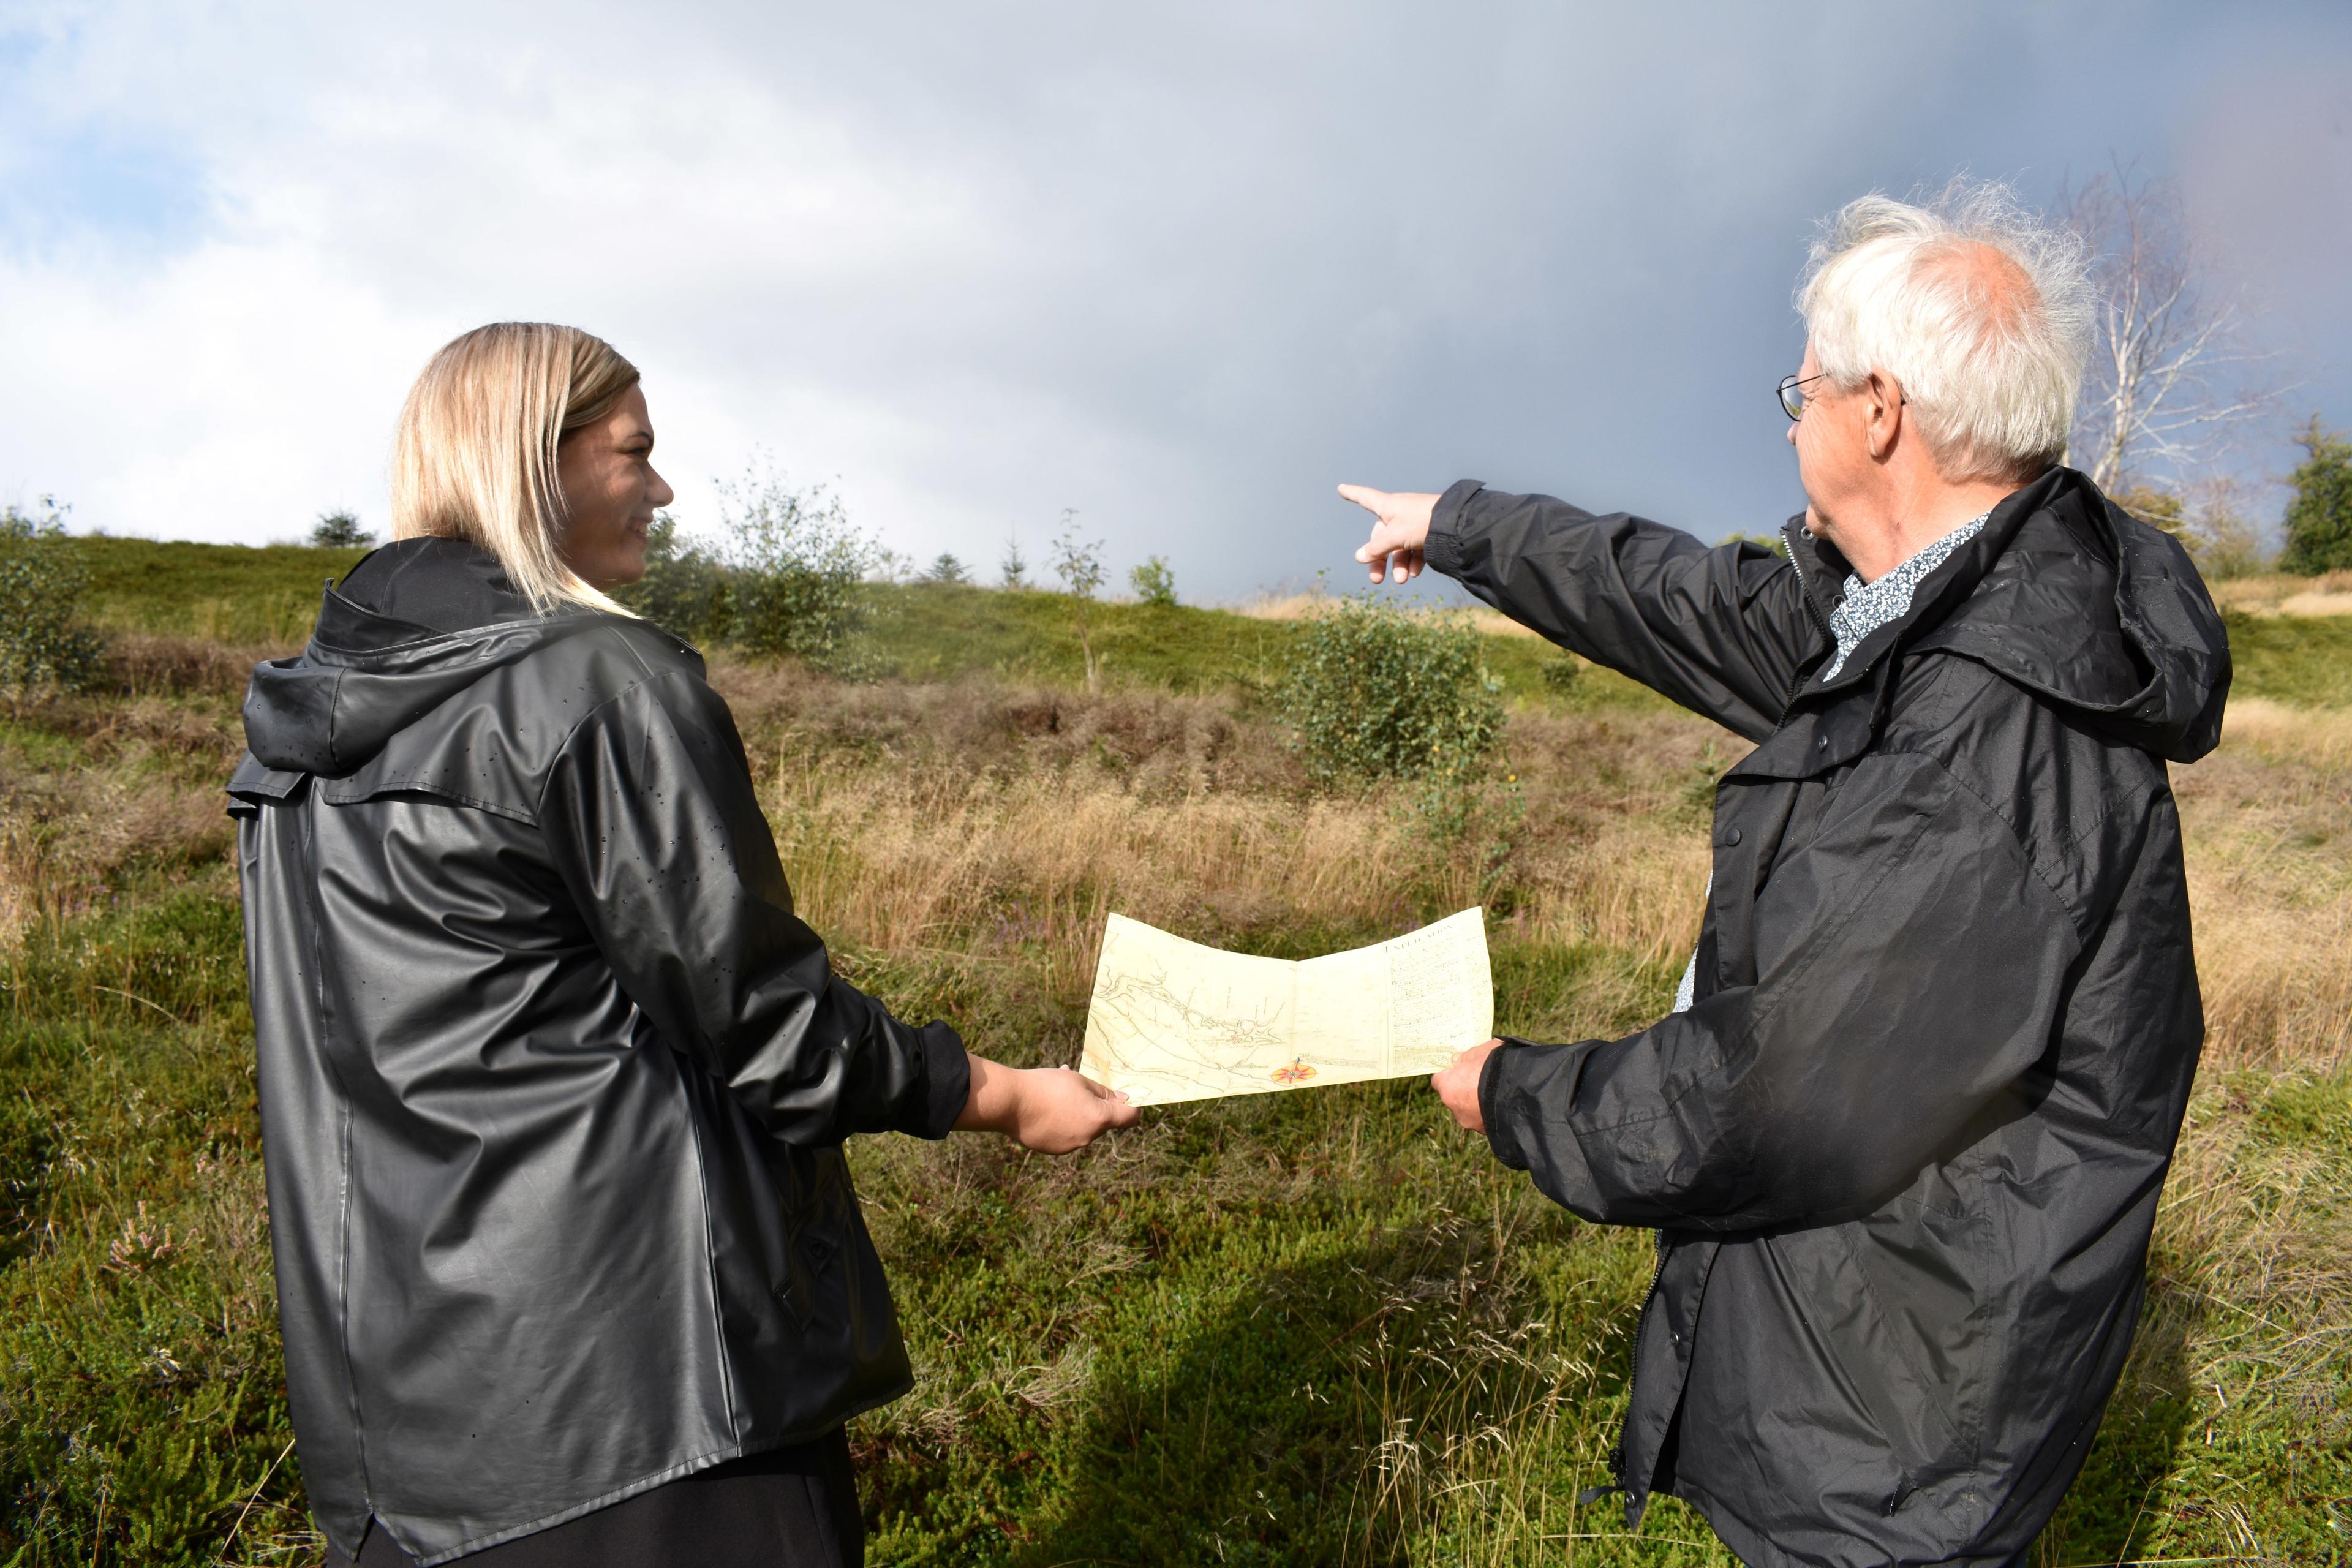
[1614,1227,1673,1496]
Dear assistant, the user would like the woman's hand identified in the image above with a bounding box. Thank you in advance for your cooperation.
[954,1055,1138,1153]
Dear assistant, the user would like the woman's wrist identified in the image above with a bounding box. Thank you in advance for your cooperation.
[952,1054,1022,1135]
[951,1051,1137,1153]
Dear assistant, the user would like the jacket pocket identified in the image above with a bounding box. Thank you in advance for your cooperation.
[1812,1215,1988,1504]
[777,1224,842,1333]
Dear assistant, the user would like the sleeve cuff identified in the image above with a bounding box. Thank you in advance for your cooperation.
[1480,1039,1531,1170]
[1423,479,1486,580]
[911,1022,971,1140]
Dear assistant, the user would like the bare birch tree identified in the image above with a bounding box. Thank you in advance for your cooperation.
[2060,162,2280,492]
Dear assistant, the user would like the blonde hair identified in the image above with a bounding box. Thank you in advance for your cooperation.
[391,322,644,615]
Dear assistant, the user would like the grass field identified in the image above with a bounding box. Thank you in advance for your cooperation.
[2,541,2346,1565]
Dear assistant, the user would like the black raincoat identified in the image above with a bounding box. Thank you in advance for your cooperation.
[229,543,968,1565]
[1427,468,2228,1567]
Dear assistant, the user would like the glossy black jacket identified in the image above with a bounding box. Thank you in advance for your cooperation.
[1430,469,2228,1568]
[230,558,968,1565]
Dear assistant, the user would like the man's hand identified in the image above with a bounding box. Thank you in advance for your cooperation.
[1432,1038,1501,1134]
[1340,484,1441,585]
[955,1055,1138,1153]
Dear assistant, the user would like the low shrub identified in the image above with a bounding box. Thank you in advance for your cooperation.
[1129,556,1177,608]
[1280,596,1505,791]
[0,500,107,707]
[619,512,733,645]
[619,476,884,675]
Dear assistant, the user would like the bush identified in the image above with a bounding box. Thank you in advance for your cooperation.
[2117,483,2270,581]
[2280,418,2352,575]
[617,511,731,644]
[625,512,708,630]
[309,510,375,548]
[714,466,881,671]
[1540,649,1580,695]
[1719,529,1790,559]
[1280,596,1504,791]
[618,480,884,676]
[0,499,107,704]
[1129,556,1177,608]
[926,552,971,584]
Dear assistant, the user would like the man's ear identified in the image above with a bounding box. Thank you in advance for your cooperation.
[1864,369,1904,461]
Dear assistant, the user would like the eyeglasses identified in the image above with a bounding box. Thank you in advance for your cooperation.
[1777,372,1829,422]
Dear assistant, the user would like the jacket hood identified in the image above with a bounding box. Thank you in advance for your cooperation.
[243,582,598,777]
[1787,467,2232,764]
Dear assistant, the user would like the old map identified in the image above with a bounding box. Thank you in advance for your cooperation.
[1077,908,1493,1106]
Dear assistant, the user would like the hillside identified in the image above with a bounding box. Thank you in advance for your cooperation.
[73,535,2352,708]
[1,537,2345,1565]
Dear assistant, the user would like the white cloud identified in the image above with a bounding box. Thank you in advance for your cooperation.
[4,1,2349,595]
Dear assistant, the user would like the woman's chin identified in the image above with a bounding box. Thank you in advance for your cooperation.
[577,555,648,594]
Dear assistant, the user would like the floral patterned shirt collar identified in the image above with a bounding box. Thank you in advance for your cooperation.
[1819,512,1991,681]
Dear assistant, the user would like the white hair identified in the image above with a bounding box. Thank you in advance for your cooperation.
[1799,180,2091,483]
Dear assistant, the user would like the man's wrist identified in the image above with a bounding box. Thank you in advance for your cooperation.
[1422,479,1485,578]
[1478,1042,1526,1168]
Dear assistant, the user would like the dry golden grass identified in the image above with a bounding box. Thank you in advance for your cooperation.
[2174,699,2352,1069]
[1236,589,1547,640]
[729,672,1726,1037]
[0,656,248,946]
[0,642,2332,1082]
[723,666,2350,1089]
[2209,569,2352,617]
[0,771,233,944]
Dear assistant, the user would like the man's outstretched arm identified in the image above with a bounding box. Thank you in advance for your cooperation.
[1343,481,1816,743]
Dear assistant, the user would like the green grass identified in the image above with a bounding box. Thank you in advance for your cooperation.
[70,539,1677,718]
[73,537,2346,715]
[77,538,372,644]
[2,893,300,1564]
[2222,608,2352,708]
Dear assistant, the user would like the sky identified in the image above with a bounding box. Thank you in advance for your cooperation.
[3,1,2350,603]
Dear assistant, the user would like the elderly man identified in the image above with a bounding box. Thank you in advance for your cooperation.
[1343,185,2230,1567]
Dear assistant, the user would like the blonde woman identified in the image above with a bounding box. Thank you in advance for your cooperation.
[231,323,1133,1567]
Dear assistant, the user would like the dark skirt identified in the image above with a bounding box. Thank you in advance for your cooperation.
[324,1431,859,1568]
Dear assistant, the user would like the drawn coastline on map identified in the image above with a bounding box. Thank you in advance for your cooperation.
[1077,908,1493,1106]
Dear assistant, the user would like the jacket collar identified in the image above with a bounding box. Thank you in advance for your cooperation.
[1778,468,2066,708]
[1759,467,2230,766]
